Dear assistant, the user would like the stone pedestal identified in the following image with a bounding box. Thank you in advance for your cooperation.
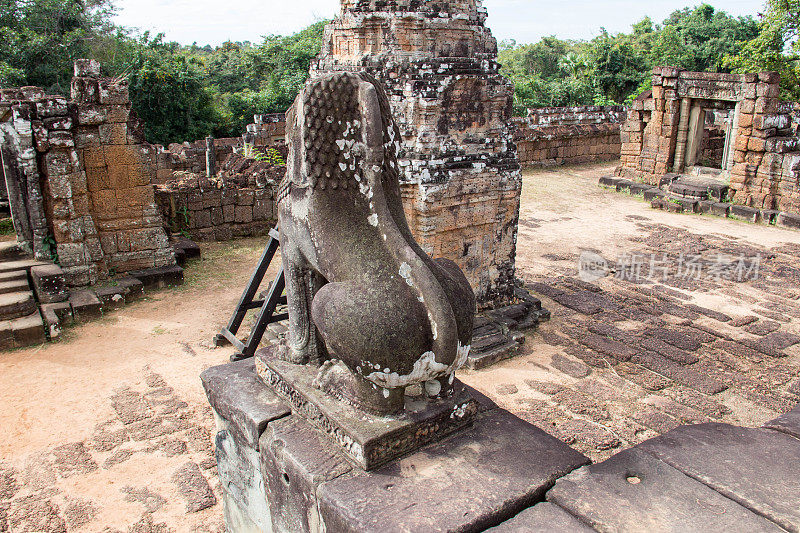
[254,347,480,470]
[201,359,589,533]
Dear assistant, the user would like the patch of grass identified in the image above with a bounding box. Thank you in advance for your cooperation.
[151,326,167,335]
[0,218,14,235]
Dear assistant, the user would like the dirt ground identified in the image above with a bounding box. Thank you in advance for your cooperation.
[1,162,799,531]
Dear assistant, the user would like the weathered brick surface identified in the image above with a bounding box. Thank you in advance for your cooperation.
[1,61,176,285]
[468,196,800,461]
[514,106,624,167]
[153,153,281,241]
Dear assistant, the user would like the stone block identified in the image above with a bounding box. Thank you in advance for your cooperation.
[40,301,71,338]
[128,265,183,289]
[776,212,800,230]
[730,205,761,223]
[11,311,46,346]
[548,447,780,531]
[758,71,781,84]
[710,202,731,217]
[201,359,291,449]
[76,104,107,125]
[315,408,589,533]
[82,148,107,169]
[98,80,129,105]
[115,276,144,299]
[236,189,255,206]
[69,290,103,322]
[759,209,779,225]
[95,286,126,310]
[639,423,800,532]
[71,77,99,103]
[235,206,253,224]
[255,348,480,471]
[74,59,101,77]
[44,116,73,131]
[35,96,68,118]
[103,144,142,167]
[99,123,127,145]
[598,176,619,188]
[30,264,68,303]
[643,188,664,201]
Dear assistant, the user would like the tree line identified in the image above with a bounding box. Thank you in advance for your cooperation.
[0,1,796,145]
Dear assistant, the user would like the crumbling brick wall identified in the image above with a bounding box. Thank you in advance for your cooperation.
[617,67,800,215]
[514,106,624,167]
[0,60,175,285]
[246,114,286,147]
[71,60,175,279]
[313,0,522,307]
[152,114,286,184]
[154,153,281,241]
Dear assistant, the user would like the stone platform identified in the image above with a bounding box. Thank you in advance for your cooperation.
[201,358,589,532]
[489,404,800,531]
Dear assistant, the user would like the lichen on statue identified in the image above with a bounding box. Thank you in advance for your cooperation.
[277,72,476,416]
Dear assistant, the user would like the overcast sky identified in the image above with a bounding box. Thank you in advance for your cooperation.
[112,0,767,47]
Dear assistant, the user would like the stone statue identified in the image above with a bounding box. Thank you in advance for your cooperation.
[277,72,476,416]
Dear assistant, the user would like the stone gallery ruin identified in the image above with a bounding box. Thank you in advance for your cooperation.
[616,67,800,225]
[1,0,800,532]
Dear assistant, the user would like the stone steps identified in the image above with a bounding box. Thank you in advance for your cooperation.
[0,259,49,274]
[0,311,46,349]
[0,270,28,283]
[0,278,30,295]
[0,291,37,320]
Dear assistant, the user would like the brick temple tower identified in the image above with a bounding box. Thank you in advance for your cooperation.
[312,0,522,308]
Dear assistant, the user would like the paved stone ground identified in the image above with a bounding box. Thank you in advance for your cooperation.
[461,162,800,461]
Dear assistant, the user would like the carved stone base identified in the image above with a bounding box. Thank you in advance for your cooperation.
[254,346,479,470]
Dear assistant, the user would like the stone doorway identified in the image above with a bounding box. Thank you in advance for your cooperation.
[682,100,737,180]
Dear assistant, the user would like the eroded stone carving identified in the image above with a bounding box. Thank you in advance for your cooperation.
[276,72,476,416]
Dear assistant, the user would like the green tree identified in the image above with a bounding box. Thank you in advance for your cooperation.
[124,34,219,146]
[0,0,116,93]
[725,0,800,101]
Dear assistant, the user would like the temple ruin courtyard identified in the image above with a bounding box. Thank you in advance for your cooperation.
[1,161,798,531]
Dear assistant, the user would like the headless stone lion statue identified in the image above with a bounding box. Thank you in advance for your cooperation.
[277,72,475,415]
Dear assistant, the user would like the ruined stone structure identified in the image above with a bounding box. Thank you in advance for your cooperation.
[154,152,282,241]
[246,113,286,147]
[617,68,800,215]
[514,106,624,167]
[153,137,241,184]
[312,0,521,307]
[0,60,175,285]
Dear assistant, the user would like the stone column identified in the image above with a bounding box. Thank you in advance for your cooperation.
[673,98,692,172]
[206,136,216,178]
[685,105,706,168]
